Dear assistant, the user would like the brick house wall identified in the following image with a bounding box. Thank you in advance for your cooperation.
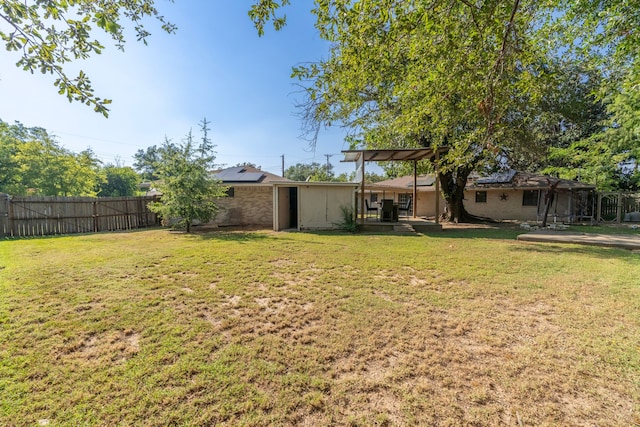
[210,185,273,226]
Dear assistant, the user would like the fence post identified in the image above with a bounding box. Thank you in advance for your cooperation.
[617,191,623,223]
[0,194,8,237]
[93,200,98,232]
[8,196,14,237]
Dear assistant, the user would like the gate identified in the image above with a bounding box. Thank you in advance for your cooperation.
[597,192,640,222]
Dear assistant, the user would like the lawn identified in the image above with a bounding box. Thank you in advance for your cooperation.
[1,227,639,426]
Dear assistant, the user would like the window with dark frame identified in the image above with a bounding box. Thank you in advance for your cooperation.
[370,193,378,203]
[475,191,487,203]
[522,190,539,206]
[225,187,235,197]
[398,193,411,204]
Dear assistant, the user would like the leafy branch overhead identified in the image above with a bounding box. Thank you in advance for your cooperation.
[0,0,176,117]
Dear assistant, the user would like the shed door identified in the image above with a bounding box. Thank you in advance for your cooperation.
[289,187,298,228]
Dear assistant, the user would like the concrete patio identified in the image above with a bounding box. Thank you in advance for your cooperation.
[517,230,640,251]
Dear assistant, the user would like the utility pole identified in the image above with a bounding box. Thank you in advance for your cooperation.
[324,154,332,173]
[281,154,285,177]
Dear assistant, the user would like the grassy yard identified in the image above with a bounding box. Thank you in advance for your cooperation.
[1,227,639,426]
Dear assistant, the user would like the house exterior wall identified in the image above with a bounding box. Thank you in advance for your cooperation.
[415,191,446,217]
[210,185,273,226]
[362,190,445,218]
[298,185,355,230]
[464,188,575,222]
[464,189,538,221]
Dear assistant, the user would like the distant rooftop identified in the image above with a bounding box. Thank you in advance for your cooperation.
[373,175,437,189]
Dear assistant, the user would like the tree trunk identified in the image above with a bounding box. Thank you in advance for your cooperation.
[438,167,472,223]
[186,219,191,233]
[541,180,560,228]
[541,192,555,227]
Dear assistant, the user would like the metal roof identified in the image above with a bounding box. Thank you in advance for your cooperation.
[342,148,447,163]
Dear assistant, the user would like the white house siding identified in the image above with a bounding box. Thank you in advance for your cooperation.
[298,185,355,230]
[415,191,446,217]
[464,188,575,222]
[464,189,538,221]
[211,185,273,226]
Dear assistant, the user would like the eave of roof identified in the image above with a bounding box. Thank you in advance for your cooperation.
[468,173,595,190]
[342,148,448,162]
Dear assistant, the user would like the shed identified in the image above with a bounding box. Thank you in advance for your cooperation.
[273,182,358,231]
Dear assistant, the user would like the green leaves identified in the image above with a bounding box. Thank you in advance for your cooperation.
[0,120,103,196]
[1,0,176,117]
[147,120,228,233]
[248,0,291,37]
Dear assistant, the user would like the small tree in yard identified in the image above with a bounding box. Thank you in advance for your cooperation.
[148,119,227,232]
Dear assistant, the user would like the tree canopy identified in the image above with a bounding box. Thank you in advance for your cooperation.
[97,164,141,197]
[251,0,640,220]
[0,119,103,196]
[290,1,555,221]
[147,120,228,233]
[0,0,176,116]
[284,162,334,182]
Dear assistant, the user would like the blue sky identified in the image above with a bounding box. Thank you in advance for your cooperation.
[0,1,359,177]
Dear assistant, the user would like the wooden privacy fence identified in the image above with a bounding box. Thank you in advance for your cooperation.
[0,194,160,238]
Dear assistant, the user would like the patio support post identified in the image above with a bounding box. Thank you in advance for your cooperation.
[413,160,417,218]
[360,156,366,224]
[569,190,574,224]
[435,149,440,224]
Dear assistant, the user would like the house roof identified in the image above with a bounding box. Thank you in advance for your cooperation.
[211,166,290,184]
[468,172,595,190]
[364,171,595,192]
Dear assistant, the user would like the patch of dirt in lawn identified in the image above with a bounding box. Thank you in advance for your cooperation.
[59,331,141,363]
[153,265,638,425]
[312,299,638,425]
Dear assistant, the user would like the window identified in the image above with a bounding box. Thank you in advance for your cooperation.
[225,187,235,197]
[475,191,487,203]
[398,193,411,204]
[522,190,539,206]
[370,193,378,203]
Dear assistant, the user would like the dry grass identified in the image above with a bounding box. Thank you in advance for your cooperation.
[0,227,639,426]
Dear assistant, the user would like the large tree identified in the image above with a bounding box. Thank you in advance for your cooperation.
[0,0,176,116]
[250,0,639,221]
[133,144,162,181]
[284,162,334,182]
[0,119,102,196]
[97,164,140,197]
[539,1,640,191]
[290,1,553,221]
[147,121,228,233]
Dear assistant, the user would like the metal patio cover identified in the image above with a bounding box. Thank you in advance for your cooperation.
[342,148,448,223]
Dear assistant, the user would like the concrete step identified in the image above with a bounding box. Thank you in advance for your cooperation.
[393,224,416,234]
